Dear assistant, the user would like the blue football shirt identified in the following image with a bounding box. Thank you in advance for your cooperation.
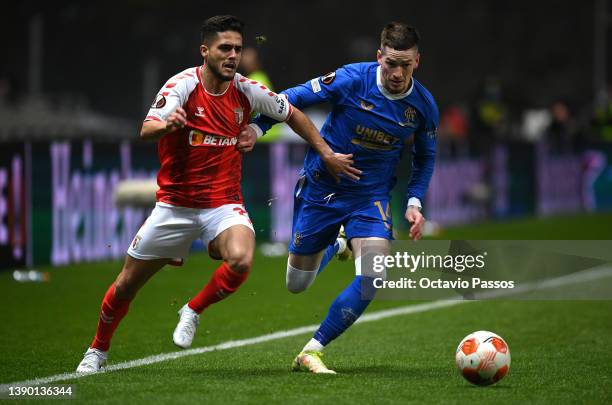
[254,62,438,203]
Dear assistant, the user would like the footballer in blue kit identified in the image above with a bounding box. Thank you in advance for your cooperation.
[250,22,438,373]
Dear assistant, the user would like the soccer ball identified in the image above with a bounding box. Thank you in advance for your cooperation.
[455,330,511,386]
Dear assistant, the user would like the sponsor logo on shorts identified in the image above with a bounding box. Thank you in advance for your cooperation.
[232,206,252,224]
[189,130,238,147]
[293,231,302,246]
[233,207,248,216]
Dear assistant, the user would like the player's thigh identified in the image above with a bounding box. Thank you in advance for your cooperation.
[127,203,201,263]
[114,255,169,299]
[289,195,343,260]
[350,237,390,258]
[345,198,394,248]
[212,225,255,273]
[288,251,326,271]
[350,237,389,289]
[201,204,255,272]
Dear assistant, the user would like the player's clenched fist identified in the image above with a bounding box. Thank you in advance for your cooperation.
[405,206,425,241]
[166,107,187,131]
[236,125,256,153]
[322,153,362,183]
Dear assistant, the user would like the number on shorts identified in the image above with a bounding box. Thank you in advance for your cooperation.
[373,200,392,230]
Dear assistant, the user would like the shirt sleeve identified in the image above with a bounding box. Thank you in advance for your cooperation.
[235,75,292,122]
[407,103,439,203]
[144,70,197,122]
[251,65,359,135]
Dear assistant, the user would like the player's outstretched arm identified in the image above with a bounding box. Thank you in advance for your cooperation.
[140,107,187,141]
[286,108,362,183]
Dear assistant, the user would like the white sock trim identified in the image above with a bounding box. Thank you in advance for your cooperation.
[354,256,361,276]
[286,261,317,293]
[303,338,325,352]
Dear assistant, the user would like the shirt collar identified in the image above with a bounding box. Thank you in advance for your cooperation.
[376,65,414,100]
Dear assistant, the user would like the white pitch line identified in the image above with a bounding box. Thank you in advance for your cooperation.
[1,265,610,391]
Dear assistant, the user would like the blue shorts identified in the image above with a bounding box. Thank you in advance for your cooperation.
[289,176,393,255]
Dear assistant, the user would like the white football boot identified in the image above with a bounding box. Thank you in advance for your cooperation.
[172,304,200,349]
[292,351,337,374]
[76,347,107,373]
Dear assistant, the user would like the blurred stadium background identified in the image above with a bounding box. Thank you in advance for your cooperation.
[0,2,611,402]
[1,0,611,269]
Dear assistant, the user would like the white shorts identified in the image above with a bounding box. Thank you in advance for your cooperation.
[127,202,254,262]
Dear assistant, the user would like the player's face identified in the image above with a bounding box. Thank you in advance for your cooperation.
[377,46,420,94]
[201,31,243,81]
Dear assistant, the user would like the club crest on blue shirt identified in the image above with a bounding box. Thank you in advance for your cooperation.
[399,106,418,128]
[321,71,336,85]
[234,107,244,124]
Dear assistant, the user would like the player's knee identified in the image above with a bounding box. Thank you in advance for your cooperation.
[286,281,307,294]
[226,254,252,274]
[114,266,142,300]
[114,277,137,300]
[286,263,317,294]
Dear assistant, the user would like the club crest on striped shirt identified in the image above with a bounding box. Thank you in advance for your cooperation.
[234,108,244,125]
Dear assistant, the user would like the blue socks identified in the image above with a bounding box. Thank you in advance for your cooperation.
[317,240,340,275]
[313,276,375,346]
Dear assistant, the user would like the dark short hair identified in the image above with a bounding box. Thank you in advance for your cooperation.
[380,22,420,51]
[201,15,245,44]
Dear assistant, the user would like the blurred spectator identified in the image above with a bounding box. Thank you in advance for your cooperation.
[522,108,551,141]
[474,77,508,137]
[240,47,281,142]
[593,88,612,142]
[470,77,509,157]
[438,104,469,157]
[545,101,578,153]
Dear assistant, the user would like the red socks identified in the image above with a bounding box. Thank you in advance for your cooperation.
[91,284,131,351]
[188,262,249,314]
[89,262,247,351]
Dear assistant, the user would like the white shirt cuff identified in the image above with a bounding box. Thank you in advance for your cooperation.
[249,123,264,138]
[407,197,422,209]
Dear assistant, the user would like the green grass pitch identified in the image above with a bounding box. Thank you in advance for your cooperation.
[0,213,611,403]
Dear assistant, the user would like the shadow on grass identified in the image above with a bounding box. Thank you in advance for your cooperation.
[334,364,450,377]
[461,384,513,390]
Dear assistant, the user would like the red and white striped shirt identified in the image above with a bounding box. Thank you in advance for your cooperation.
[144,66,292,208]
